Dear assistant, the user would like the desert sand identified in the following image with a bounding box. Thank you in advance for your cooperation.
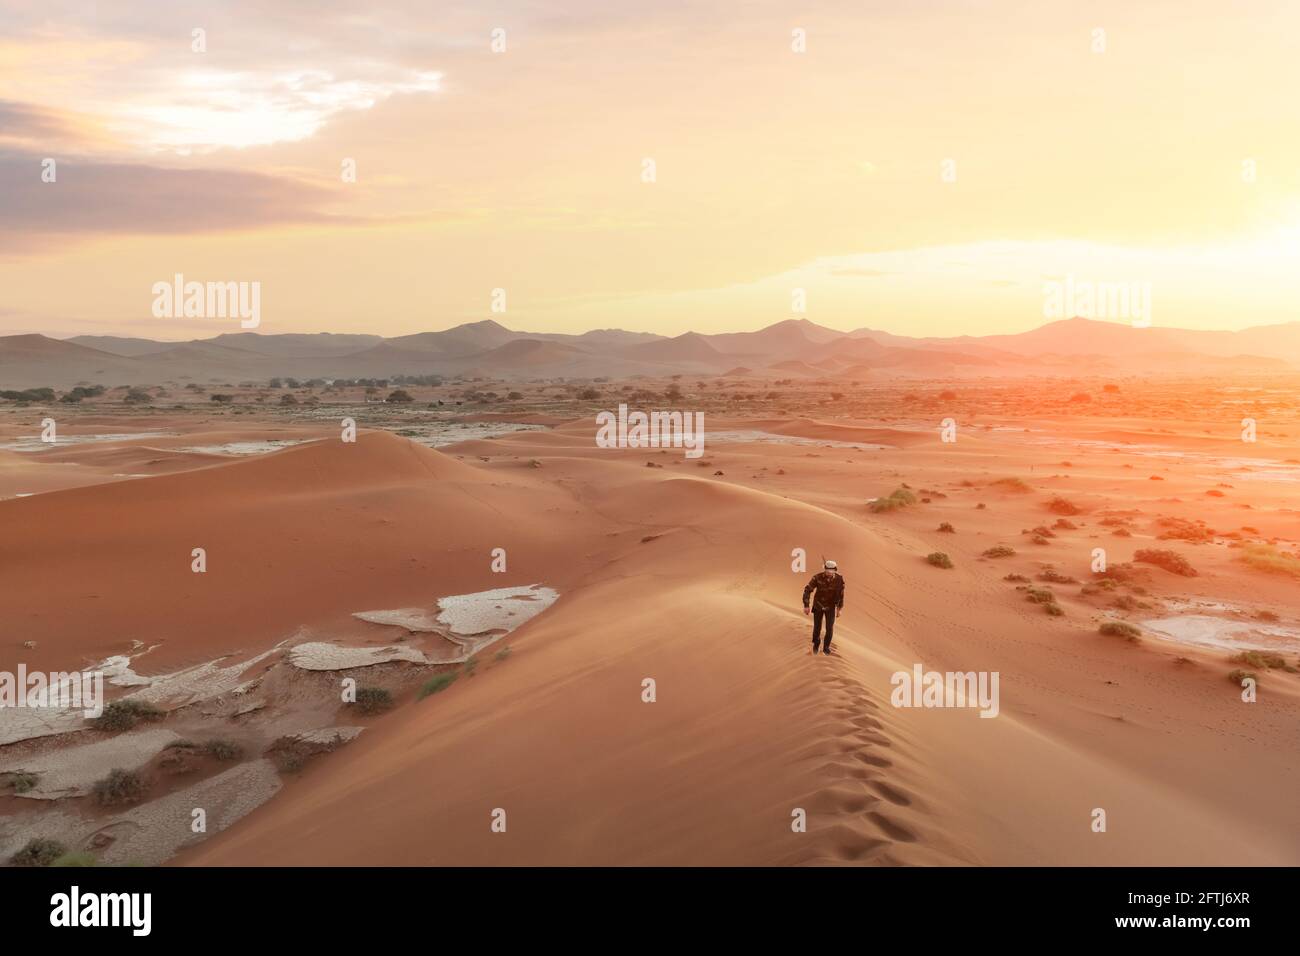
[1,373,1298,866]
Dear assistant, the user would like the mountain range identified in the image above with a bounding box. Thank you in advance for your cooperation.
[1,317,1297,388]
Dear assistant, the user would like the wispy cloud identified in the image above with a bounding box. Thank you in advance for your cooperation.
[0,150,343,249]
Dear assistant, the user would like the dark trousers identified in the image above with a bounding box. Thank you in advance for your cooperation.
[812,606,836,650]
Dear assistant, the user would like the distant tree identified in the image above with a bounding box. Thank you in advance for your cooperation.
[279,393,298,405]
[209,393,233,404]
[386,389,414,403]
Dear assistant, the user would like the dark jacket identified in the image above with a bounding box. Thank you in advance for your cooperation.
[803,570,844,611]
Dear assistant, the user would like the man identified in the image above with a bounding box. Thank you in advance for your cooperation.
[802,559,844,655]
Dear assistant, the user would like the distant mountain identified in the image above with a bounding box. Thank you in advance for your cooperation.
[67,335,178,357]
[851,317,1300,364]
[2,317,1296,389]
[623,332,728,366]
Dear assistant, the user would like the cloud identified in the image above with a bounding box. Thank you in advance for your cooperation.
[0,150,344,249]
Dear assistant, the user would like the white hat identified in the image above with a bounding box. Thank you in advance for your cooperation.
[824,560,837,570]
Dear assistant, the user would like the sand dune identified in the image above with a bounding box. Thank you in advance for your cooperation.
[3,390,1298,867]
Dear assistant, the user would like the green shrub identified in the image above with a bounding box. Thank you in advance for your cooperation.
[9,838,66,867]
[1133,549,1198,577]
[93,699,164,731]
[989,477,1032,493]
[868,486,917,513]
[983,545,1016,558]
[202,739,243,761]
[1229,650,1286,670]
[52,852,98,867]
[93,769,147,806]
[353,687,394,714]
[1099,621,1141,641]
[937,522,955,533]
[1239,544,1300,579]
[418,672,459,699]
[1227,669,1257,686]
[925,552,953,569]
[7,772,37,794]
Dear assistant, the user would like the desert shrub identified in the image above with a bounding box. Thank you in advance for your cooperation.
[209,393,233,404]
[1025,587,1056,605]
[1155,517,1214,543]
[925,552,953,569]
[267,733,347,773]
[93,699,164,731]
[1229,650,1288,670]
[1,387,57,402]
[52,852,98,867]
[989,477,1032,493]
[868,486,917,512]
[353,687,394,715]
[93,769,147,806]
[202,739,243,761]
[1053,518,1077,530]
[1239,544,1300,579]
[1133,549,1198,577]
[279,393,298,405]
[1099,621,1142,641]
[1227,669,1257,685]
[495,646,512,662]
[123,388,152,404]
[7,772,37,794]
[9,838,66,867]
[1046,497,1081,515]
[937,522,955,533]
[1038,569,1077,584]
[1003,573,1030,583]
[1044,602,1064,616]
[983,545,1016,558]
[386,389,414,403]
[418,672,459,699]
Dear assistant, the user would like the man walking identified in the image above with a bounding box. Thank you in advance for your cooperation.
[802,559,844,655]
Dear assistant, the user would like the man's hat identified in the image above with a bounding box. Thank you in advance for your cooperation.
[824,560,837,570]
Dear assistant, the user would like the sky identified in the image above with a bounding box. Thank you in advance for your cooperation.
[1,0,1298,341]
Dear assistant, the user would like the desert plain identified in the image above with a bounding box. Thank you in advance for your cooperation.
[1,367,1298,867]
